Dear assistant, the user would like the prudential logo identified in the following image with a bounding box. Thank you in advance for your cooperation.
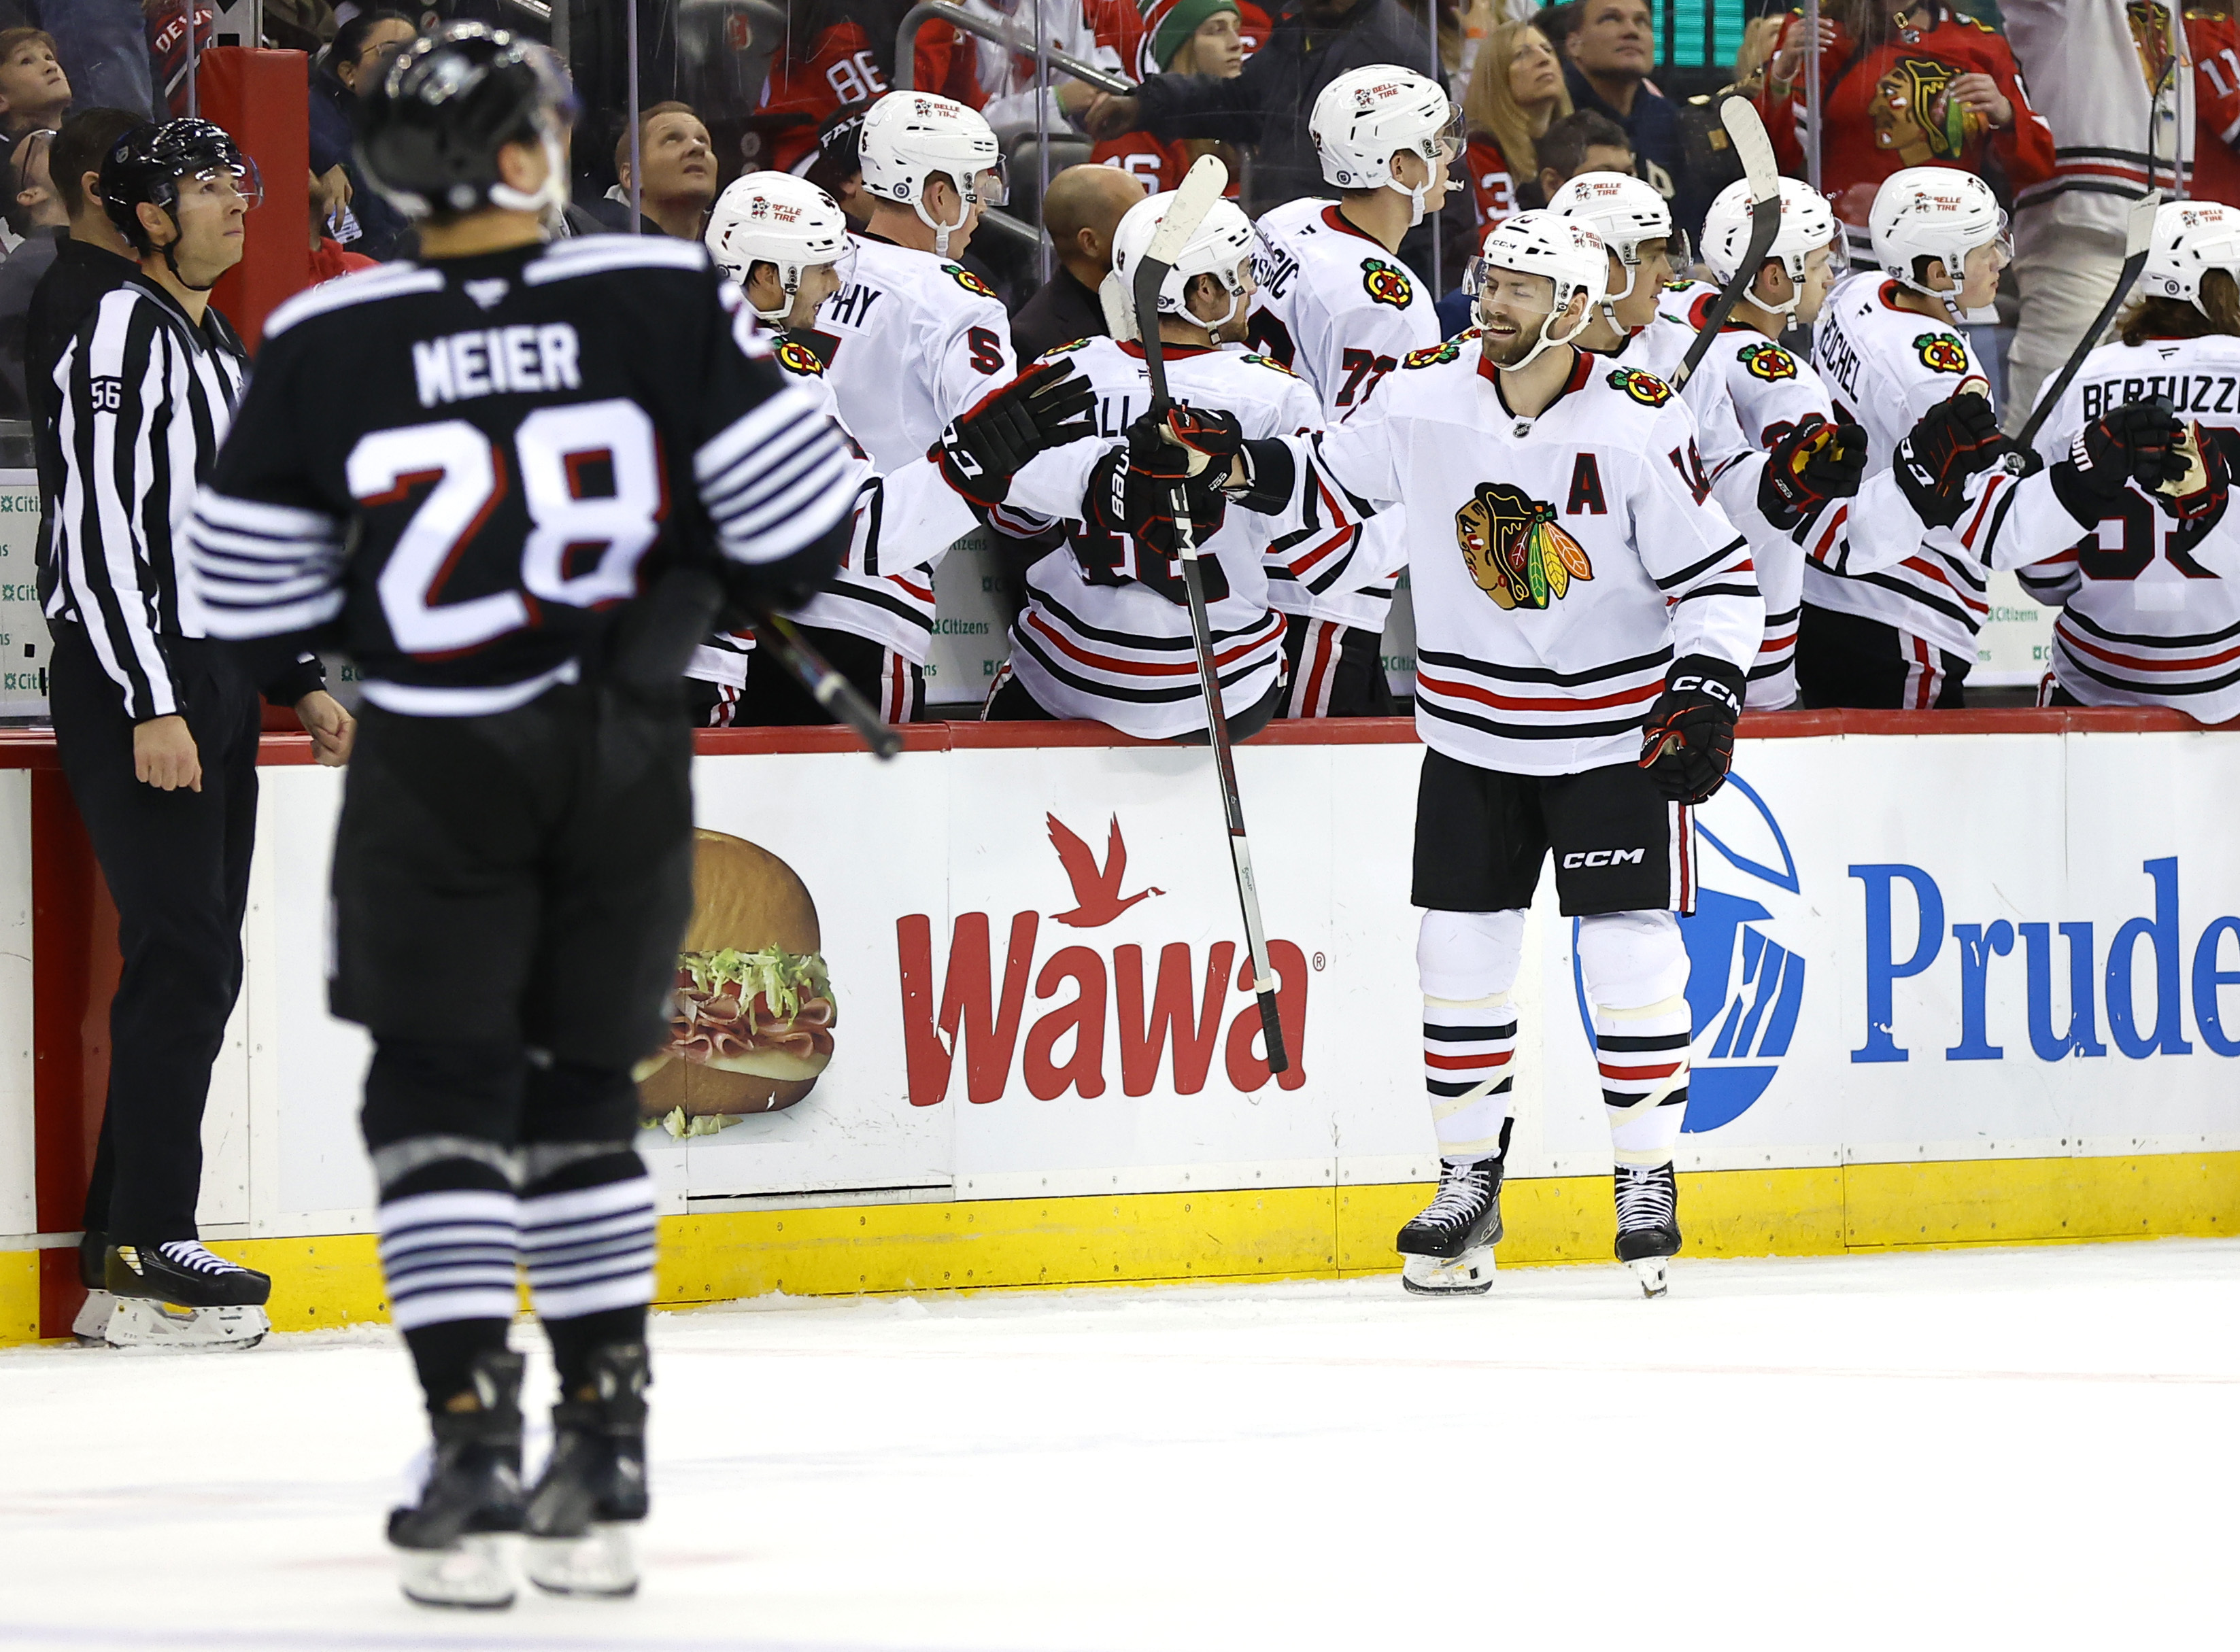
[1570,772,1805,1132]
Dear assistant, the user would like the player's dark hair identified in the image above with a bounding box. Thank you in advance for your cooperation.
[2120,271,2240,345]
[328,10,420,84]
[52,105,141,220]
[1536,109,1631,187]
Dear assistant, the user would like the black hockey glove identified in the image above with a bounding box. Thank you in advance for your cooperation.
[1144,402,1245,476]
[932,360,1098,511]
[1893,392,2007,530]
[2046,396,2192,529]
[1637,655,1746,806]
[1757,415,1868,529]
[1079,442,1231,606]
[2158,419,2232,533]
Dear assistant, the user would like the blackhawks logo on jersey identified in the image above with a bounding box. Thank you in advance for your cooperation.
[1737,341,1798,383]
[1241,352,1297,375]
[1455,481,1594,610]
[945,262,997,299]
[1403,330,1475,369]
[775,339,825,377]
[1608,366,1673,407]
[1361,257,1414,309]
[1914,331,1969,374]
[1036,337,1096,360]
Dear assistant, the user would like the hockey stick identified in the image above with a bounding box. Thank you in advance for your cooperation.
[2014,192,2162,449]
[743,601,903,761]
[1130,153,1289,1075]
[1670,96,1780,390]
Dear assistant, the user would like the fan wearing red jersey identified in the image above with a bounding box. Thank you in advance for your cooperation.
[1089,0,1255,195]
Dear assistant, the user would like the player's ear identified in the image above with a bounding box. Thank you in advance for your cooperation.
[496,137,548,198]
[135,199,171,249]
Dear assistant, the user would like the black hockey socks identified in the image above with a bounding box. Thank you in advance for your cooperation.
[520,1146,656,1398]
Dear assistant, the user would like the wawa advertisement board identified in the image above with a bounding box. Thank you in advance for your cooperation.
[245,725,2240,1231]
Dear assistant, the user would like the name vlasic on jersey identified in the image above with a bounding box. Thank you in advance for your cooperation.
[1254,341,1763,778]
[999,336,1323,739]
[1804,272,1995,660]
[2020,332,2240,723]
[1246,199,1440,632]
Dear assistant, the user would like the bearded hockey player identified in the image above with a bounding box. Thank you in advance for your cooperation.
[1246,65,1455,716]
[1162,211,1763,1296]
[990,188,1320,739]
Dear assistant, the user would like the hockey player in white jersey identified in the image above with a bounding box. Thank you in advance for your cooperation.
[796,91,1019,721]
[1170,212,1763,1295]
[2018,201,2240,719]
[1246,65,1456,715]
[989,189,1321,740]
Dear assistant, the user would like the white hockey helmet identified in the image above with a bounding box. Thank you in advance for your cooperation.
[1547,171,1676,310]
[1701,176,1839,315]
[1107,189,1259,337]
[1310,65,1460,226]
[1869,166,2008,317]
[858,90,1006,255]
[2140,199,2240,313]
[705,171,855,325]
[1466,209,1609,371]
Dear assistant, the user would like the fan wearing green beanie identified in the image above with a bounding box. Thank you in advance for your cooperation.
[1090,0,1248,195]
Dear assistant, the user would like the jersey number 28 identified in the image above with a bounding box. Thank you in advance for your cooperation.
[347,400,663,655]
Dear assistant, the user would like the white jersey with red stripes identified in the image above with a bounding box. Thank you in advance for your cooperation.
[1249,339,1763,776]
[2018,331,2240,722]
[2003,0,2192,241]
[1805,273,1995,661]
[1000,335,1322,738]
[1246,197,1440,632]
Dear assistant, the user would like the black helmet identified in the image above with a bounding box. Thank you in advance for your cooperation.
[354,22,577,220]
[101,118,262,258]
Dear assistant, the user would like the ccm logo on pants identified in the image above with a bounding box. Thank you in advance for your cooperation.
[1561,848,1646,869]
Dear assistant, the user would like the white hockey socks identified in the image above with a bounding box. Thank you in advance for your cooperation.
[1419,910,1525,1164]
[1578,911,1693,1169]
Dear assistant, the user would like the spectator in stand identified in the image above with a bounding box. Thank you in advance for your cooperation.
[591,101,718,239]
[1559,0,1705,237]
[1091,0,1251,195]
[2192,4,2240,205]
[40,5,150,122]
[147,2,214,118]
[309,11,417,260]
[756,1,904,175]
[1756,0,2054,262]
[1011,162,1144,359]
[913,0,1118,137]
[0,126,64,416]
[1437,105,1629,332]
[1459,19,1571,236]
[1079,0,1433,216]
[2002,0,2191,426]
[0,28,69,176]
[805,101,873,228]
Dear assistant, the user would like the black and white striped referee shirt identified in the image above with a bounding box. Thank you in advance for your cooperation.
[48,277,249,721]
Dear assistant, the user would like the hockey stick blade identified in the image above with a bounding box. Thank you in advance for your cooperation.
[745,604,902,761]
[1671,97,1780,390]
[2014,191,2161,448]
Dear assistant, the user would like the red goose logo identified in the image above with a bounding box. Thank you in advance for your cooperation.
[894,812,1308,1106]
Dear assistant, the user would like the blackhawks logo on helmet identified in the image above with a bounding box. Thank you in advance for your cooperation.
[1455,481,1594,610]
[1608,366,1673,407]
[1914,331,1969,374]
[1737,341,1799,383]
[1361,257,1414,308]
[946,262,997,298]
[775,339,826,377]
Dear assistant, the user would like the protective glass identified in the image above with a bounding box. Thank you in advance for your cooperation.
[1419,105,1465,165]
[968,158,1010,208]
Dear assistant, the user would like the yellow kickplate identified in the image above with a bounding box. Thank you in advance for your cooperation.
[0,1248,36,1346]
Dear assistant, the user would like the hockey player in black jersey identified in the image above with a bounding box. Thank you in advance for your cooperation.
[181,24,1066,1608]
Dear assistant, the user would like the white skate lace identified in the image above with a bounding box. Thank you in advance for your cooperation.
[154,1241,248,1276]
[1423,1163,1492,1227]
[1614,1167,1675,1232]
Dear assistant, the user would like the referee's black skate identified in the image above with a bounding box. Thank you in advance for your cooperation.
[101,1241,272,1348]
[1397,1156,1506,1295]
[524,1343,649,1598]
[390,1350,526,1610]
[1614,1163,1681,1297]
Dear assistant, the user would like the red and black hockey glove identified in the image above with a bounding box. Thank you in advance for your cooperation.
[1893,392,2007,530]
[1079,438,1230,605]
[1144,402,1245,477]
[1757,415,1868,528]
[1637,654,1746,806]
[2160,419,2232,532]
[932,360,1097,511]
[2049,396,2190,526]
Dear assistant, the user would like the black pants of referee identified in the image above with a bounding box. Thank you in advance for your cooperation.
[50,624,261,1247]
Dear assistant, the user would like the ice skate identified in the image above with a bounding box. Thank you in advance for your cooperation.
[1396,1157,1505,1296]
[524,1343,649,1598]
[1614,1163,1680,1297]
[101,1242,272,1349]
[390,1349,526,1609]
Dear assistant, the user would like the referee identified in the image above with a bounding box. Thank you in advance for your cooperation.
[48,119,356,1338]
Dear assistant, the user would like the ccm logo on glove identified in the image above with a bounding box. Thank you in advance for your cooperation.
[1668,674,1742,716]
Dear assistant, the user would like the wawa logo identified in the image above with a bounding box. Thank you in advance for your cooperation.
[894,813,1310,1107]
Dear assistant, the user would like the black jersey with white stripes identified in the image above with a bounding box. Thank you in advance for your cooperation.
[188,236,851,717]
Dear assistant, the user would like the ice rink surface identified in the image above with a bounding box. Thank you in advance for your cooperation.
[5,1239,2239,1652]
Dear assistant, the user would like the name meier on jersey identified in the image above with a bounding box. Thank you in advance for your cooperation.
[412,322,582,407]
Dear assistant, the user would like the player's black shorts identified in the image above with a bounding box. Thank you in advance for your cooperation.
[1412,747,1695,916]
[1796,604,1969,710]
[330,681,695,1070]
